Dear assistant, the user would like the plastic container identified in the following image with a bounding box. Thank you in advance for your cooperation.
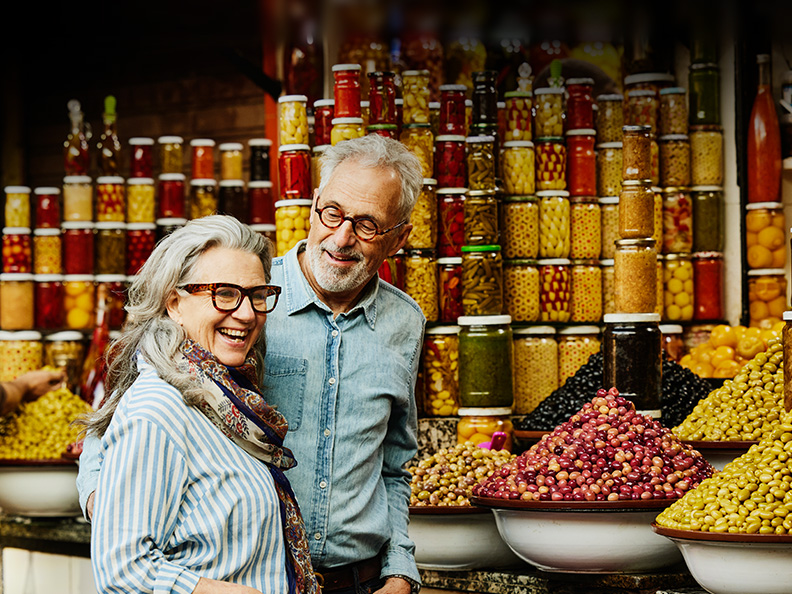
[404,249,438,322]
[129,137,154,178]
[125,223,156,276]
[158,136,184,174]
[460,245,503,316]
[538,258,571,323]
[558,325,601,385]
[503,259,540,322]
[692,252,724,321]
[463,190,498,246]
[189,179,218,220]
[277,144,311,200]
[126,178,155,223]
[535,137,567,191]
[457,315,514,409]
[157,173,186,219]
[570,260,602,322]
[513,326,558,414]
[500,196,538,259]
[0,331,43,382]
[62,176,93,221]
[538,190,570,258]
[400,124,433,178]
[456,409,514,452]
[691,186,724,252]
[437,188,466,258]
[278,95,310,145]
[32,228,62,275]
[438,257,463,323]
[0,275,34,330]
[274,199,311,257]
[662,253,695,321]
[421,326,460,416]
[500,141,535,195]
[570,198,601,260]
[219,143,244,180]
[614,238,657,313]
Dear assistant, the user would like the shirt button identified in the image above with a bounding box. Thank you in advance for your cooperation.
[314,532,322,540]
[332,330,339,337]
[328,377,336,385]
[319,480,327,489]
[324,428,331,437]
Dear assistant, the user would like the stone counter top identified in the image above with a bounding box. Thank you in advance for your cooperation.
[0,514,90,557]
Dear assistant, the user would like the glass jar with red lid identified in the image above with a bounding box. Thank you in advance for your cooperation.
[434,135,467,187]
[157,173,186,219]
[248,181,275,225]
[437,188,466,258]
[2,227,32,273]
[95,274,128,330]
[332,64,362,118]
[128,137,154,178]
[125,223,156,276]
[313,99,335,146]
[438,84,467,135]
[34,274,64,330]
[367,71,397,126]
[565,129,596,196]
[438,256,463,323]
[277,144,311,200]
[190,139,216,179]
[693,251,724,321]
[33,187,61,228]
[566,77,595,130]
[61,222,95,275]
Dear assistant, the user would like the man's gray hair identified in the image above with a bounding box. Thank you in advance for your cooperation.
[317,134,424,222]
[76,215,272,438]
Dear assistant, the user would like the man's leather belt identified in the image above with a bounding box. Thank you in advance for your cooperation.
[314,557,381,591]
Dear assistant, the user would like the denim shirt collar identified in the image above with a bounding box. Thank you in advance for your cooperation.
[280,240,379,328]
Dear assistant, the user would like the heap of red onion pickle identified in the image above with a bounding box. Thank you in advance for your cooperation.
[474,388,714,502]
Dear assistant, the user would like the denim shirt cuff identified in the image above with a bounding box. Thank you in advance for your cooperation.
[380,547,421,584]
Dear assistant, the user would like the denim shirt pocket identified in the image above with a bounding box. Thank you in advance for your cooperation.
[262,353,308,430]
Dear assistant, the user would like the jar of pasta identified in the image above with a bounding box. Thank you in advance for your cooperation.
[599,196,619,260]
[404,249,439,322]
[34,274,64,329]
[534,87,565,137]
[331,117,364,146]
[32,228,62,275]
[4,186,31,228]
[622,125,652,181]
[570,198,601,260]
[500,196,538,259]
[157,173,186,219]
[565,129,596,197]
[500,141,535,195]
[218,180,247,222]
[62,274,95,330]
[277,144,311,200]
[659,87,688,136]
[43,331,85,392]
[158,136,184,174]
[126,178,155,223]
[405,179,437,250]
[94,222,126,276]
[401,70,430,125]
[595,94,624,143]
[129,137,154,178]
[513,326,558,414]
[61,222,94,275]
[456,409,514,451]
[504,91,532,141]
[190,138,215,179]
[278,95,309,146]
[626,89,658,133]
[596,142,623,197]
[457,314,514,410]
[748,268,786,329]
[503,259,540,322]
[537,190,570,258]
[0,331,42,381]
[689,125,723,186]
[662,253,695,321]
[400,124,433,178]
[62,176,93,221]
[434,135,467,188]
[601,258,616,315]
[189,179,218,219]
[438,257,463,323]
[661,187,693,253]
[274,199,312,257]
[2,227,32,273]
[249,138,272,182]
[535,137,567,191]
[745,201,785,269]
[125,223,156,276]
[219,143,244,180]
[658,134,691,187]
[691,186,724,252]
[437,188,466,258]
[570,260,602,322]
[614,238,657,313]
[33,187,60,229]
[538,258,571,323]
[422,326,460,416]
[0,274,34,330]
[464,190,498,245]
[692,252,724,322]
[620,180,655,239]
[558,326,601,385]
[332,64,362,118]
[466,135,496,191]
[460,245,503,316]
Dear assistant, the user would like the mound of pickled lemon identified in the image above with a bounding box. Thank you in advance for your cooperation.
[679,323,782,378]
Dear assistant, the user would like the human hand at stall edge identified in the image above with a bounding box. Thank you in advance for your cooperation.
[192,577,264,593]
[0,368,66,416]
[374,577,413,594]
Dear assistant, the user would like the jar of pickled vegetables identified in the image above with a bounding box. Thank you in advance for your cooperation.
[155,218,187,242]
[503,259,540,322]
[0,274,34,330]
[367,71,397,126]
[422,326,460,416]
[0,330,42,381]
[599,197,619,260]
[558,325,601,384]
[92,176,123,222]
[463,190,498,245]
[218,180,247,222]
[538,258,571,323]
[43,331,84,392]
[219,143,244,180]
[538,190,570,258]
[566,129,596,196]
[332,64,362,118]
[691,186,724,252]
[400,124,433,178]
[190,138,215,179]
[659,87,688,136]
[692,252,724,321]
[405,179,437,250]
[601,258,615,315]
[745,201,785,269]
[158,136,184,174]
[658,134,691,187]
[659,323,685,361]
[367,125,397,140]
[614,238,657,313]
[4,186,31,228]
[188,179,218,220]
[570,260,603,322]
[248,181,275,226]
[460,245,503,316]
[626,89,658,133]
[125,223,156,276]
[595,94,624,143]
[126,178,155,223]
[32,228,61,275]
[437,188,466,258]
[570,198,601,260]
[535,137,567,191]
[33,187,60,229]
[434,135,467,187]
[500,196,538,259]
[622,125,652,181]
[311,100,334,148]
[331,117,364,146]
[688,63,720,126]
[620,180,655,239]
[500,141,535,195]
[456,409,514,451]
[157,173,186,219]
[2,227,32,273]
[61,222,94,275]
[62,274,95,330]
[458,314,514,409]
[748,268,787,328]
[596,141,623,197]
[404,249,438,322]
[465,135,496,191]
[565,78,594,131]
[278,95,309,146]
[249,138,272,182]
[512,326,558,414]
[129,137,154,178]
[662,253,695,321]
[95,274,127,330]
[661,187,693,253]
[401,70,430,125]
[277,144,311,200]
[95,222,126,276]
[503,91,532,141]
[438,257,463,323]
[310,145,328,191]
[274,199,311,257]
[34,274,64,329]
[534,87,565,137]
[438,85,467,136]
[62,176,93,221]
[689,125,723,186]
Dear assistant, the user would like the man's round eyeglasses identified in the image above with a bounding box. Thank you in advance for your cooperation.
[314,204,407,242]
[179,283,281,314]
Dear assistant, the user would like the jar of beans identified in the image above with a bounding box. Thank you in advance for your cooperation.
[745,201,785,269]
[661,188,693,253]
[421,326,460,417]
[570,260,603,322]
[464,190,498,246]
[466,135,496,191]
[691,186,724,252]
[570,198,601,260]
[401,124,434,178]
[0,330,42,381]
[557,325,602,385]
[595,94,624,143]
[658,134,691,187]
[406,179,437,250]
[438,257,463,323]
[614,238,657,313]
[659,87,688,136]
[500,141,535,195]
[535,137,567,191]
[538,258,571,323]
[404,249,439,322]
[0,274,35,330]
[692,252,724,322]
[503,259,540,322]
[503,91,532,141]
[748,268,786,328]
[662,253,695,321]
[500,196,538,259]
[434,135,467,187]
[437,188,466,258]
[538,190,570,258]
[274,199,311,257]
[457,314,514,410]
[566,129,596,197]
[512,326,559,414]
[534,87,565,137]
[126,178,155,223]
[689,125,723,186]
[460,245,503,316]
[599,197,619,260]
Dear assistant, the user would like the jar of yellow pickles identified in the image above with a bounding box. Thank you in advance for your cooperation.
[219,143,244,180]
[748,268,787,329]
[63,274,95,330]
[421,326,460,416]
[405,179,437,250]
[126,178,155,223]
[400,123,434,178]
[4,186,31,228]
[278,95,310,145]
[537,190,570,258]
[0,274,35,330]
[331,117,365,146]
[500,141,535,195]
[512,326,558,414]
[0,331,43,382]
[274,199,312,257]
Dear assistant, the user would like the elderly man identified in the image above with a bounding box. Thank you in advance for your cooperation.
[78,134,426,594]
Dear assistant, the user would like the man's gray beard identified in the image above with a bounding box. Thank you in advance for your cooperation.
[307,239,372,293]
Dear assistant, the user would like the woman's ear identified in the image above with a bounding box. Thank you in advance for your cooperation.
[165,290,183,325]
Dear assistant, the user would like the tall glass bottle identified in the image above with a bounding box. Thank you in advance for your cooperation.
[96,95,122,176]
[64,99,90,176]
[747,54,782,203]
[80,281,110,407]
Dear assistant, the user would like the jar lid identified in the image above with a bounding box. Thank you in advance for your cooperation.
[626,89,657,98]
[5,185,31,193]
[624,72,675,85]
[95,221,126,230]
[460,244,501,252]
[566,129,596,136]
[513,325,555,335]
[600,258,614,266]
[784,311,792,321]
[62,274,95,282]
[664,253,692,261]
[274,199,313,208]
[248,138,273,146]
[503,140,535,148]
[436,187,468,195]
[536,190,570,198]
[278,144,311,152]
[437,257,462,265]
[463,100,472,107]
[158,173,186,181]
[425,325,460,335]
[467,189,496,198]
[190,138,216,147]
[603,313,661,323]
[658,134,690,142]
[439,84,468,92]
[44,330,85,341]
[0,273,34,281]
[155,218,188,226]
[570,196,598,204]
[405,248,436,257]
[689,185,723,192]
[402,69,430,76]
[456,314,512,326]
[537,258,571,265]
[457,407,513,417]
[331,63,362,72]
[61,221,95,230]
[219,142,244,151]
[63,175,92,184]
[249,223,277,232]
[504,90,532,98]
[558,325,600,335]
[615,238,656,247]
[692,251,723,259]
[248,180,274,188]
[33,187,60,195]
[127,177,154,185]
[502,195,537,203]
[127,274,139,283]
[534,87,565,95]
[157,135,184,144]
[331,117,364,125]
[128,137,155,145]
[191,178,218,186]
[33,274,64,282]
[534,136,564,143]
[0,330,42,341]
[360,101,370,107]
[313,144,331,153]
[435,135,467,142]
[504,259,538,266]
[465,135,495,143]
[596,93,624,102]
[278,94,308,103]
[622,179,654,187]
[596,142,623,149]
[570,258,600,265]
[395,98,403,105]
[745,201,783,210]
[747,268,786,276]
[690,62,719,70]
[126,223,157,231]
[689,124,723,132]
[402,123,431,129]
[660,185,689,193]
[659,324,684,333]
[95,274,128,283]
[497,101,506,108]
[659,87,686,95]
[219,180,245,187]
[2,227,31,234]
[33,228,60,236]
[422,178,437,186]
[566,77,595,86]
[622,125,652,134]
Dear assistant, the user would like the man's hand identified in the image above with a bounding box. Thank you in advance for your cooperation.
[373,576,413,594]
[86,491,95,521]
[19,369,66,400]
[192,577,263,593]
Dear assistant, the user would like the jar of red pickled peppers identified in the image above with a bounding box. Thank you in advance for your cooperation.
[367,71,397,126]
[313,99,335,146]
[248,181,275,226]
[34,274,64,329]
[157,173,186,219]
[332,64,362,118]
[95,274,128,330]
[278,144,311,200]
[436,188,466,258]
[566,77,595,130]
[33,187,61,228]
[377,250,405,291]
[439,84,467,135]
[565,129,596,197]
[434,136,467,188]
[128,137,154,178]
[438,256,463,323]
[2,227,32,274]
[61,222,94,275]
[692,251,724,321]
[125,223,156,276]
[190,138,216,179]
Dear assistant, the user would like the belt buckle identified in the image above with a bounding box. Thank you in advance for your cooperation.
[314,571,325,589]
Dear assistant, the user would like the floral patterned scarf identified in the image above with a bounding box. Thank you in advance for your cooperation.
[178,339,318,594]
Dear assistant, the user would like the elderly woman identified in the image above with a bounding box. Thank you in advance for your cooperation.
[77,215,317,594]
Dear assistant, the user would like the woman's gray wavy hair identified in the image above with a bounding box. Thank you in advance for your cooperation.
[317,134,423,222]
[76,215,273,438]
